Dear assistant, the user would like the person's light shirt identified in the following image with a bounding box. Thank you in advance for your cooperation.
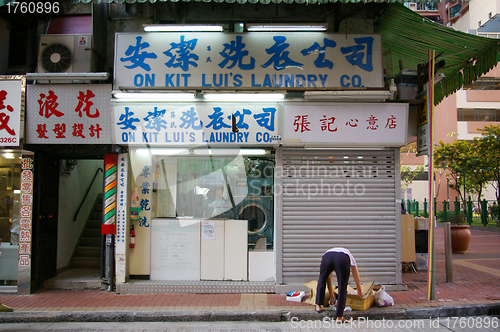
[324,247,357,267]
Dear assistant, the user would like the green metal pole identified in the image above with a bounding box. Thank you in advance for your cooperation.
[481,199,488,226]
[434,197,437,221]
[454,197,460,216]
[424,198,428,218]
[443,200,448,222]
[467,196,473,225]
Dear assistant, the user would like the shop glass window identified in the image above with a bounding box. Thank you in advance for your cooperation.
[0,151,22,286]
[153,153,273,219]
[151,151,275,249]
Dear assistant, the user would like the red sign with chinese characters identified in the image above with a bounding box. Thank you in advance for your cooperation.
[26,85,111,144]
[0,80,22,146]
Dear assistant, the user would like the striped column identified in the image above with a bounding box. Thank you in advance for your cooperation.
[102,154,118,235]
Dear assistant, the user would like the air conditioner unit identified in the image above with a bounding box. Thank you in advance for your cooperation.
[409,3,417,11]
[37,34,92,74]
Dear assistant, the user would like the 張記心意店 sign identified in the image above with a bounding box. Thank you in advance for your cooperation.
[283,103,408,147]
[114,33,383,89]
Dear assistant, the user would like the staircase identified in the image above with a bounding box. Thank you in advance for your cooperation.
[71,194,102,269]
[44,194,103,290]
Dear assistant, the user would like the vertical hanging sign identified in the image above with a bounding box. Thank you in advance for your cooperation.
[18,155,34,295]
[115,153,128,284]
[417,94,429,156]
[116,153,128,254]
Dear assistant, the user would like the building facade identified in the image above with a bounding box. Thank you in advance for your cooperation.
[0,1,498,294]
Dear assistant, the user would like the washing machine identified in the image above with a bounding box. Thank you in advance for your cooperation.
[235,159,274,249]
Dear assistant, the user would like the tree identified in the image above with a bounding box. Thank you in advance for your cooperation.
[401,165,425,189]
[434,140,486,212]
[476,124,500,219]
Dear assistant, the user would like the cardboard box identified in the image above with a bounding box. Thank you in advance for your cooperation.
[333,282,379,311]
[414,218,429,231]
[304,280,331,306]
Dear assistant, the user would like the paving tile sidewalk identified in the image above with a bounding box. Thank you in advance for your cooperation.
[1,227,499,319]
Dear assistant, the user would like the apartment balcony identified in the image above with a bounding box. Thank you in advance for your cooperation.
[457,120,500,140]
[406,1,440,21]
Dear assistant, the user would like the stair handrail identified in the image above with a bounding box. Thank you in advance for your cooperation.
[73,167,104,222]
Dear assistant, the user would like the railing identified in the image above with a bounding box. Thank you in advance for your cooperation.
[73,167,104,222]
[403,197,499,226]
[449,2,463,19]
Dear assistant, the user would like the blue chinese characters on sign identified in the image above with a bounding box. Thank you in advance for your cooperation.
[116,34,378,89]
[115,105,278,145]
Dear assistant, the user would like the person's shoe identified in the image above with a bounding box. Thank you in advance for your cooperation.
[315,305,322,313]
[336,317,353,323]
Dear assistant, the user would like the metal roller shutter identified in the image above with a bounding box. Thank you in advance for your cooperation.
[280,148,399,285]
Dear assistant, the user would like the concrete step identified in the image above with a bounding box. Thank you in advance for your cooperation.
[80,237,100,247]
[75,246,100,258]
[72,257,100,269]
[87,221,102,230]
[84,228,101,238]
[44,268,101,290]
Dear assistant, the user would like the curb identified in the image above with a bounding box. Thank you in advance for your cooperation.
[406,303,500,319]
[0,304,499,323]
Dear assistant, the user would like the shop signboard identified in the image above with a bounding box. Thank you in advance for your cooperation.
[0,80,22,146]
[26,84,112,144]
[114,33,383,89]
[283,103,408,146]
[17,155,34,295]
[113,103,279,145]
[116,153,128,254]
[416,95,429,156]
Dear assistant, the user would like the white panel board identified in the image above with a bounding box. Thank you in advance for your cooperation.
[249,251,275,282]
[151,219,200,280]
[224,219,248,281]
[200,220,225,280]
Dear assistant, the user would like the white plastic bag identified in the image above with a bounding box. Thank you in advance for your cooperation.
[374,285,394,307]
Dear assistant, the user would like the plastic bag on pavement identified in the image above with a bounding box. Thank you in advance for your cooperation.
[374,285,394,307]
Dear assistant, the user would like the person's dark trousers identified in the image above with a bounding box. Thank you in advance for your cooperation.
[315,251,351,318]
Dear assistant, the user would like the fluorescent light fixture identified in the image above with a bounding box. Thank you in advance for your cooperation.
[203,92,286,102]
[304,146,386,150]
[113,92,196,102]
[193,149,268,156]
[2,152,15,159]
[246,23,327,32]
[26,72,109,81]
[143,24,224,32]
[304,90,391,102]
[135,148,269,156]
[135,148,189,156]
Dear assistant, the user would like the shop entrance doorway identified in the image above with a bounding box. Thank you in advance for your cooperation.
[43,159,104,291]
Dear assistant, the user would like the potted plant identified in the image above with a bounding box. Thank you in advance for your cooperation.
[449,212,471,254]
